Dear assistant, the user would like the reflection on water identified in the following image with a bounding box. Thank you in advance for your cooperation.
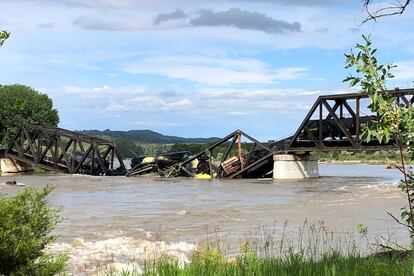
[0,164,407,274]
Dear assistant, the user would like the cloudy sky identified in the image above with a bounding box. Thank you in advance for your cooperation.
[1,0,414,140]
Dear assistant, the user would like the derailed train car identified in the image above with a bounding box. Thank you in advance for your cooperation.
[127,130,275,179]
[127,151,192,176]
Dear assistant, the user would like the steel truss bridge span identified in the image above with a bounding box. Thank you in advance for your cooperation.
[5,124,126,176]
[276,88,414,153]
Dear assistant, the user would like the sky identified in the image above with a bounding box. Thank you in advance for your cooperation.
[1,0,414,141]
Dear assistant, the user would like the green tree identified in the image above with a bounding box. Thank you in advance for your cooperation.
[0,186,67,275]
[0,31,10,47]
[344,35,414,235]
[171,143,207,155]
[113,137,145,158]
[0,84,59,148]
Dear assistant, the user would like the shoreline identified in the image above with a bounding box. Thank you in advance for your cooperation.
[319,160,386,165]
[318,160,412,165]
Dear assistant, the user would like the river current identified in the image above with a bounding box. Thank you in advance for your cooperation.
[0,164,408,274]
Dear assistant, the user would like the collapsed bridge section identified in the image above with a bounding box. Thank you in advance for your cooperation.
[178,130,273,179]
[5,124,126,175]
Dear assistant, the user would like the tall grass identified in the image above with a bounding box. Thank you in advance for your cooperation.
[103,221,413,275]
[143,251,414,276]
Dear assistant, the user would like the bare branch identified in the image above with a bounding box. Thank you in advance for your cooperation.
[394,165,414,180]
[378,235,410,251]
[387,212,414,232]
[362,0,411,24]
[370,242,395,251]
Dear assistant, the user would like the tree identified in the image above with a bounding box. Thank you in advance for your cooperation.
[0,186,67,275]
[113,137,145,158]
[363,0,411,23]
[344,35,414,235]
[0,31,10,47]
[0,84,59,148]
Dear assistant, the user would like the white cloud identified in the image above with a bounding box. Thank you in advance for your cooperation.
[48,84,348,118]
[60,85,147,98]
[124,55,307,85]
[394,61,414,80]
[72,15,188,31]
[129,120,183,127]
[127,96,192,111]
[193,87,350,113]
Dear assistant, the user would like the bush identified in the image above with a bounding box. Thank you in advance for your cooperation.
[0,186,67,275]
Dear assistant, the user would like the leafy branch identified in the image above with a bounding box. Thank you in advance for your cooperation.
[0,30,10,47]
[344,35,414,237]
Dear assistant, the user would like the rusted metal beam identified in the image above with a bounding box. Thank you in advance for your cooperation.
[288,97,322,148]
[322,100,355,147]
[303,126,325,149]
[228,152,273,179]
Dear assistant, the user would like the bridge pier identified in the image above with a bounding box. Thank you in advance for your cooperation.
[0,158,34,174]
[273,153,319,179]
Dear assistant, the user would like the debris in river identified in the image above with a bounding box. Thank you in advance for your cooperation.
[127,130,275,179]
[127,151,191,177]
[4,180,26,186]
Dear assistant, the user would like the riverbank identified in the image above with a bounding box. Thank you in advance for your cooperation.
[319,160,400,165]
[46,217,411,275]
[316,150,412,165]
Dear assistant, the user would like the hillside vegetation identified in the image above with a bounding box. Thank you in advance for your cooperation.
[82,129,220,144]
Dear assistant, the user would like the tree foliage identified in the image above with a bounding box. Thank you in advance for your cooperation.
[0,84,59,148]
[0,31,10,47]
[0,186,67,275]
[113,137,145,158]
[344,35,414,235]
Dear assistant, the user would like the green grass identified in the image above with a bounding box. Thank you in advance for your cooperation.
[34,166,46,173]
[105,247,414,276]
[316,150,412,164]
[148,255,411,276]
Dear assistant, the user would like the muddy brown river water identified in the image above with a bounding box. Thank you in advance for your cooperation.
[0,164,409,274]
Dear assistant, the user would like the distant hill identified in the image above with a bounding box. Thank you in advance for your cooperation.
[81,129,221,144]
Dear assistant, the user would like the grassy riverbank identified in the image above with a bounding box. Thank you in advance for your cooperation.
[316,150,412,164]
[110,249,413,276]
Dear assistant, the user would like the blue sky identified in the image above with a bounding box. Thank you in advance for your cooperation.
[1,0,414,141]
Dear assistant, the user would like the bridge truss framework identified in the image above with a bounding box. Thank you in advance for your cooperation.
[5,124,126,175]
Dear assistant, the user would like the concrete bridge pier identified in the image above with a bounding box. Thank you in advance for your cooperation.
[0,158,34,174]
[273,153,319,179]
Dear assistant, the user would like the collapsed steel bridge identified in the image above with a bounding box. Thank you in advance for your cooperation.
[169,88,414,178]
[5,123,126,175]
[174,130,274,179]
[3,88,414,177]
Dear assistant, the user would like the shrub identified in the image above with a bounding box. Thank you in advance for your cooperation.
[0,186,67,275]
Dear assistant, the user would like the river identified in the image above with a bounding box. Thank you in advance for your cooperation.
[0,164,408,274]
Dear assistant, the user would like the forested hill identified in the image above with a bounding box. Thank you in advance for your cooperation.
[81,129,220,144]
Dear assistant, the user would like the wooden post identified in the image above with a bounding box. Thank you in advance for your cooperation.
[356,97,360,145]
